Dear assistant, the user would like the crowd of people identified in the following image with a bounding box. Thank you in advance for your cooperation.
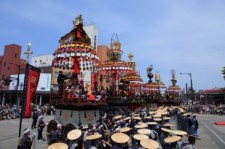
[0,104,20,120]
[20,105,200,149]
[0,104,56,122]
[180,103,225,115]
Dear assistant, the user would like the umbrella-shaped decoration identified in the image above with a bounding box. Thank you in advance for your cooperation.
[52,15,99,75]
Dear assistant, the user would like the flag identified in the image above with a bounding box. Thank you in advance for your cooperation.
[23,64,41,118]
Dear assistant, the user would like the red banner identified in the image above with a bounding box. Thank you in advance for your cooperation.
[24,65,40,118]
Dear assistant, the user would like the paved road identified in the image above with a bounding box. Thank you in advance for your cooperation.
[195,114,225,149]
[0,115,53,149]
[0,114,225,149]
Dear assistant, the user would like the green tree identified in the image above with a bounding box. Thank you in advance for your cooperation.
[222,66,225,80]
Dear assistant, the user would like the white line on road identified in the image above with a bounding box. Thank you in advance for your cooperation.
[201,120,225,145]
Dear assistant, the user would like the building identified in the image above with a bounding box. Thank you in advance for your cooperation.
[31,54,53,67]
[84,25,98,50]
[200,88,225,104]
[0,44,26,81]
[9,73,51,105]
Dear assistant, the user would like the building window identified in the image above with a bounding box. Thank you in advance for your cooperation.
[40,60,42,63]
[8,67,10,70]
[15,53,17,58]
[35,60,37,63]
[4,62,6,66]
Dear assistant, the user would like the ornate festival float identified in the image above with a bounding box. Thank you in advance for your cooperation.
[165,69,182,101]
[50,15,106,128]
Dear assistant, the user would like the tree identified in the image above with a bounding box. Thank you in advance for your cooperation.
[222,66,225,80]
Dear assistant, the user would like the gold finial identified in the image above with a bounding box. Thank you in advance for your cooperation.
[128,52,134,61]
[73,14,83,27]
[24,43,33,63]
[171,69,176,80]
[155,71,161,82]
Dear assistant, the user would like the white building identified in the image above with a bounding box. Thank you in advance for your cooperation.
[84,25,98,50]
[9,73,51,91]
[31,54,54,67]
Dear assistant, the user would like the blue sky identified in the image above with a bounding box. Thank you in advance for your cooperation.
[0,0,225,90]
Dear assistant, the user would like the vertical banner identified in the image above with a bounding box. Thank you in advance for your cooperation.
[23,64,41,118]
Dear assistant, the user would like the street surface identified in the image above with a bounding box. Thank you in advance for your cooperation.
[0,114,224,149]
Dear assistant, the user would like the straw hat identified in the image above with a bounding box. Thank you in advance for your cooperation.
[172,130,187,136]
[119,127,131,133]
[154,118,162,121]
[135,124,147,129]
[147,122,157,125]
[162,117,171,120]
[138,122,147,125]
[149,111,155,115]
[153,115,161,118]
[114,115,122,120]
[111,132,129,144]
[86,133,102,140]
[67,129,82,140]
[140,139,159,149]
[161,128,173,133]
[164,136,181,143]
[133,116,142,120]
[123,117,130,121]
[144,116,152,119]
[161,112,169,115]
[137,129,151,135]
[163,123,173,127]
[48,143,68,149]
[133,134,149,140]
[133,114,140,117]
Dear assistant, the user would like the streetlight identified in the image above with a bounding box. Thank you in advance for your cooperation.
[180,72,193,101]
[24,43,32,63]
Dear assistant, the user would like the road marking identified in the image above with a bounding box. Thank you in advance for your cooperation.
[201,120,225,145]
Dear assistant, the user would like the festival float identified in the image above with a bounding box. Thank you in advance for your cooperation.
[143,65,166,102]
[165,70,182,101]
[50,15,106,128]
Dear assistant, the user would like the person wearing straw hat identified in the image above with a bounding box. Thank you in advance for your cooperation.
[67,129,83,149]
[49,124,63,145]
[140,138,160,149]
[111,132,129,149]
[153,118,162,138]
[160,128,173,148]
[147,122,159,142]
[164,136,181,149]
[133,134,149,149]
[19,128,36,149]
[181,134,200,149]
[47,142,68,149]
[172,130,187,149]
[83,123,97,149]
[85,133,103,149]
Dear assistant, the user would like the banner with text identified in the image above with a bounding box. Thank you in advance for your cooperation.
[23,64,41,118]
